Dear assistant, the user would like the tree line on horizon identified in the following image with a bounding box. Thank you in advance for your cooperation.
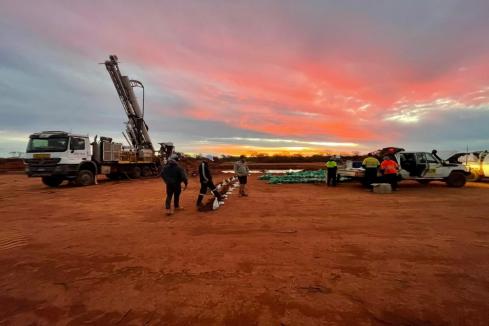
[190,152,365,163]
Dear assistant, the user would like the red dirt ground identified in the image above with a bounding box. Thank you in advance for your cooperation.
[1,173,489,325]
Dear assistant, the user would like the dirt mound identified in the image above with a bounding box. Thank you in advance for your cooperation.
[0,158,24,173]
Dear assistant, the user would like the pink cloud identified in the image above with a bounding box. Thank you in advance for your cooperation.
[2,0,489,153]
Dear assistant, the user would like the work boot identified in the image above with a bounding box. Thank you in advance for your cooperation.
[196,195,204,207]
[166,208,172,216]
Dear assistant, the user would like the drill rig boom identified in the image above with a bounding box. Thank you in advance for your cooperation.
[104,55,154,152]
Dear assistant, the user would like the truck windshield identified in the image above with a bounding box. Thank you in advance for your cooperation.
[27,137,68,153]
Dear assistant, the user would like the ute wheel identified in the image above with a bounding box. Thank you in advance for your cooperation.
[142,166,152,177]
[467,170,482,182]
[446,172,466,188]
[417,180,431,185]
[76,170,95,186]
[42,176,64,187]
[129,166,141,179]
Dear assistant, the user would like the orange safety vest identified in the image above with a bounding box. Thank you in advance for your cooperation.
[380,160,399,175]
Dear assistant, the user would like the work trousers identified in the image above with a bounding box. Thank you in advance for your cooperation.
[363,168,378,187]
[384,173,398,190]
[196,180,221,206]
[327,167,337,186]
[165,183,181,209]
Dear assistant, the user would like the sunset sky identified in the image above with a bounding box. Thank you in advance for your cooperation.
[1,0,488,156]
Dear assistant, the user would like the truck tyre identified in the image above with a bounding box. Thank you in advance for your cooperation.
[446,172,466,188]
[42,176,64,187]
[76,170,95,186]
[142,166,152,177]
[129,166,141,179]
[467,170,482,182]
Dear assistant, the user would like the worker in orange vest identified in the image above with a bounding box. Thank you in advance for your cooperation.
[380,156,399,191]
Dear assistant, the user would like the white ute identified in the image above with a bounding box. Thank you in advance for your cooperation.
[338,147,470,187]
[447,151,489,182]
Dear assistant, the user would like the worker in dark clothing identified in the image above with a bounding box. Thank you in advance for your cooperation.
[196,155,222,207]
[362,154,380,188]
[161,154,188,216]
[325,157,338,186]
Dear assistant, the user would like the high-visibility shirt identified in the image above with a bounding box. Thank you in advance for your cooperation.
[380,160,399,175]
[326,161,337,168]
[363,157,380,168]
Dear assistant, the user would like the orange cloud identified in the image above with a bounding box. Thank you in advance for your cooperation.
[3,1,489,155]
[198,144,343,156]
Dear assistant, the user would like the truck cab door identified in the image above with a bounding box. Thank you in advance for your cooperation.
[67,137,89,163]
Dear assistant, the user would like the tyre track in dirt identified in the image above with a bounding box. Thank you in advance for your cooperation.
[0,230,28,251]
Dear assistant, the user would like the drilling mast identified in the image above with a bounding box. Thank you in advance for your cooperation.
[104,55,154,152]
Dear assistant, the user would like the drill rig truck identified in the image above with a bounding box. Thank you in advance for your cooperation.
[24,55,174,187]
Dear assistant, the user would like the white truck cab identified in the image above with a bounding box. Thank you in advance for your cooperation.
[24,131,97,187]
[25,131,91,164]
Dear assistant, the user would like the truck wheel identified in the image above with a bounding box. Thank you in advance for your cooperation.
[142,166,152,177]
[42,176,64,187]
[467,170,482,182]
[446,172,466,188]
[76,170,95,186]
[129,166,141,179]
